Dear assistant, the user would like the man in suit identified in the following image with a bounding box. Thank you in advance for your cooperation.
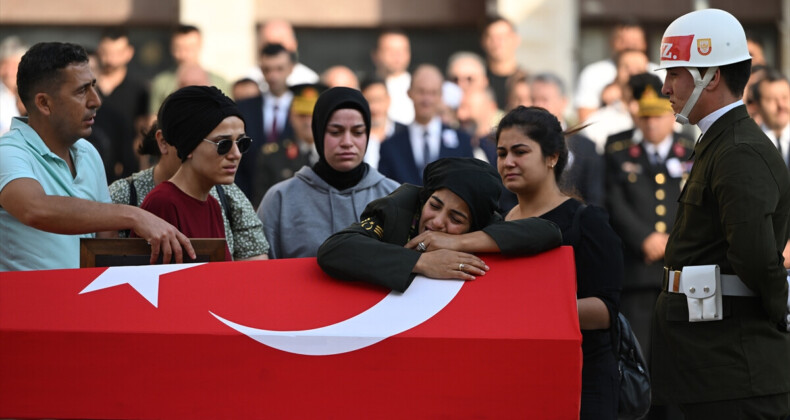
[652,9,790,417]
[530,72,604,206]
[378,64,473,186]
[250,83,325,208]
[605,73,694,362]
[235,43,295,200]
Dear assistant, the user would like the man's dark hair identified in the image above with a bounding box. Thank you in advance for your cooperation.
[360,76,387,93]
[16,42,89,108]
[100,27,129,42]
[377,29,409,45]
[532,72,567,97]
[716,59,752,98]
[484,15,516,32]
[750,67,789,104]
[174,25,200,37]
[260,42,295,63]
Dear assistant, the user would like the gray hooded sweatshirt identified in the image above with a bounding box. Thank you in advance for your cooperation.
[258,165,399,259]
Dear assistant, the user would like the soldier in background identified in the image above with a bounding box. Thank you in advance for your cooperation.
[605,73,694,362]
[250,83,326,208]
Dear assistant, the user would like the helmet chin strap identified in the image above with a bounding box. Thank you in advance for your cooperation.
[675,66,718,125]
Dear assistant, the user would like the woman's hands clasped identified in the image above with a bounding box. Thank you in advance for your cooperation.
[406,231,489,281]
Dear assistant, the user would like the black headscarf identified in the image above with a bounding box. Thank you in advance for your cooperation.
[158,85,245,161]
[311,87,371,190]
[420,157,503,231]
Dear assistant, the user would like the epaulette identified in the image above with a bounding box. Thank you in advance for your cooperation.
[676,134,696,148]
[606,138,634,154]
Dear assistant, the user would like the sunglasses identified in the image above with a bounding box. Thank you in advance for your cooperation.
[202,136,253,155]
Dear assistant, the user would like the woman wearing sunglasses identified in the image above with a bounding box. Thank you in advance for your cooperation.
[136,85,257,261]
[257,87,399,259]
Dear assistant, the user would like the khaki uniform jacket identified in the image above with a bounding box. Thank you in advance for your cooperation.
[652,105,790,404]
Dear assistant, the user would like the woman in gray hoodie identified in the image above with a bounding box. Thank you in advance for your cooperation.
[257,87,399,258]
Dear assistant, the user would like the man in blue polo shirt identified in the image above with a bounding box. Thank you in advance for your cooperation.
[0,42,194,271]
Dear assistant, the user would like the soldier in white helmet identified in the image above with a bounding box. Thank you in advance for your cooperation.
[652,8,790,418]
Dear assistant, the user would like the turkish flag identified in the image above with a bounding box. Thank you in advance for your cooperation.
[0,247,581,419]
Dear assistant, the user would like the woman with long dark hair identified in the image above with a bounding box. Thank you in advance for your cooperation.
[496,106,623,419]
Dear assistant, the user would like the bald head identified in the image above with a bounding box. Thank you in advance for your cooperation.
[321,65,359,89]
[260,19,298,51]
[409,64,443,124]
[446,52,488,93]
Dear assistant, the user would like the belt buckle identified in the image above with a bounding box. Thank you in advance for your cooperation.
[664,267,682,293]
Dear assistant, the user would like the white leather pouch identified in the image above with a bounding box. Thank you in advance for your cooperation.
[681,265,723,322]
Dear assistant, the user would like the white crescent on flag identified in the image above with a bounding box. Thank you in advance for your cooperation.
[80,266,465,356]
[209,275,465,356]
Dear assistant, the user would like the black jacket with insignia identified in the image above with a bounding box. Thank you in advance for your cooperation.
[604,130,694,289]
[317,184,562,292]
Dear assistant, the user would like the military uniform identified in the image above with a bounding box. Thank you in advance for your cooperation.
[317,184,562,292]
[605,130,694,357]
[652,105,790,405]
[250,137,313,208]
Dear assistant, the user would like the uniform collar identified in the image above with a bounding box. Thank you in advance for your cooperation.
[694,104,749,159]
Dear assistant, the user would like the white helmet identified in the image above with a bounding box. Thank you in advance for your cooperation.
[657,9,751,124]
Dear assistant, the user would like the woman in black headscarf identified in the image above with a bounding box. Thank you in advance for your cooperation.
[137,85,253,261]
[257,87,399,259]
[317,157,563,292]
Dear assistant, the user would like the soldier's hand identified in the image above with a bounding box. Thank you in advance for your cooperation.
[412,249,488,281]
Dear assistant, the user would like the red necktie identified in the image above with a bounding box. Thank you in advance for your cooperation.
[269,104,279,143]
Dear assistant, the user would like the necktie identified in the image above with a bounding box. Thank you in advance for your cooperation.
[422,129,431,173]
[652,151,663,167]
[269,104,279,143]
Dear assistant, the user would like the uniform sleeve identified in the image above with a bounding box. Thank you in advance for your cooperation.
[224,183,269,259]
[317,191,421,292]
[604,152,654,253]
[576,205,623,328]
[713,143,789,324]
[481,217,563,256]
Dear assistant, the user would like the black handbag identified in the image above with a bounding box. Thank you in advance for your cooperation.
[569,204,651,419]
[612,312,651,419]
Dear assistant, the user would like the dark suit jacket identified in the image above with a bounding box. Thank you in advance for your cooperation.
[604,131,694,289]
[652,105,790,404]
[378,123,474,185]
[235,95,294,201]
[562,133,604,207]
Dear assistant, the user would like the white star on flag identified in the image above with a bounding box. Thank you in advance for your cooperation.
[79,263,204,307]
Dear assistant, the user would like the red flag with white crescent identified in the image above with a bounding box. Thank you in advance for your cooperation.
[0,248,581,419]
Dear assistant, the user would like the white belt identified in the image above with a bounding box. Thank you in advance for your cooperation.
[665,269,756,297]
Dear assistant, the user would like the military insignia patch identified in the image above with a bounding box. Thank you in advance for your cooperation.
[697,38,712,56]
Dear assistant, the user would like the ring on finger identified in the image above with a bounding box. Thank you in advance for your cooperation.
[417,242,427,252]
[459,263,465,271]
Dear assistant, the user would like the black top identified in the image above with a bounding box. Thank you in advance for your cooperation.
[94,74,149,181]
[317,184,563,292]
[539,198,622,370]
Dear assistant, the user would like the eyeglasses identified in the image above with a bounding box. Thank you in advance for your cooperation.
[202,136,253,155]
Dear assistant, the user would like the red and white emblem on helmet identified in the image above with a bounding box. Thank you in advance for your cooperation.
[660,35,694,61]
[697,38,712,56]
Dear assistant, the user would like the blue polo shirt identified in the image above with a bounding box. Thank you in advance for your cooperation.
[0,117,110,271]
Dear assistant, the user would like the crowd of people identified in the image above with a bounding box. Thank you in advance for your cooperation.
[1,10,789,419]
